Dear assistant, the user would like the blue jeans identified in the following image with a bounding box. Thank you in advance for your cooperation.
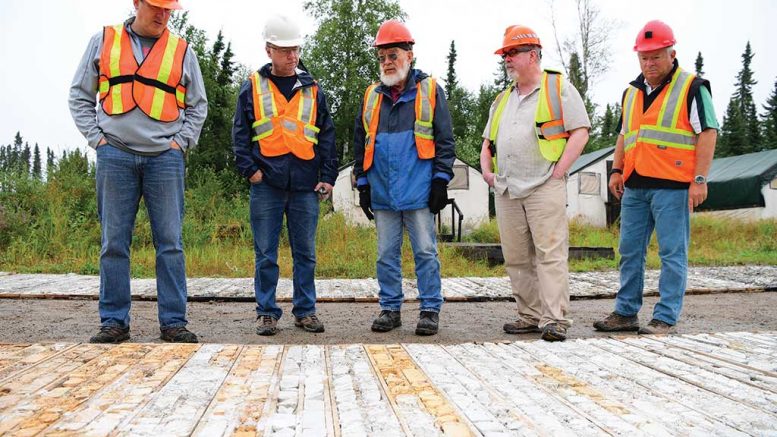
[250,183,319,320]
[374,208,443,313]
[95,145,188,329]
[615,187,690,325]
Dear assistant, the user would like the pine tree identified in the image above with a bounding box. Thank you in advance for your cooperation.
[719,42,761,156]
[32,143,42,180]
[694,52,705,77]
[46,147,56,178]
[760,78,777,150]
[444,40,458,98]
[444,40,473,159]
[717,100,746,157]
[21,142,31,176]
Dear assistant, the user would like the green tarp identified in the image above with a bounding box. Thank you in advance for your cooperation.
[699,149,777,210]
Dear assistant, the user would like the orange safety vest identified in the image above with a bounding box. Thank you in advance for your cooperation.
[361,77,436,171]
[622,68,697,182]
[98,24,188,122]
[249,72,320,160]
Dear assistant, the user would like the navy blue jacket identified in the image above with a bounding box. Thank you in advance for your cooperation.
[232,64,338,191]
[352,69,455,211]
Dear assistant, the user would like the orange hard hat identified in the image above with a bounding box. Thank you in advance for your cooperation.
[633,20,675,52]
[373,20,414,47]
[145,0,183,10]
[495,25,541,55]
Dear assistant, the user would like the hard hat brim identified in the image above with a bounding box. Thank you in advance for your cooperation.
[633,40,675,52]
[145,0,183,10]
[268,37,304,47]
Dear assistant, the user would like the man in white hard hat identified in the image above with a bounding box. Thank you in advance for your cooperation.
[69,0,207,344]
[232,14,337,336]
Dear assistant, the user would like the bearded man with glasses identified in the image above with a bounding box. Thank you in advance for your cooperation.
[480,25,591,342]
[353,20,456,336]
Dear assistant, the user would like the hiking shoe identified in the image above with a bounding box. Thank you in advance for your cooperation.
[294,314,325,333]
[371,310,402,332]
[415,311,439,336]
[256,315,278,336]
[160,327,198,343]
[593,312,640,332]
[638,319,674,335]
[89,326,130,344]
[503,319,542,334]
[541,323,567,342]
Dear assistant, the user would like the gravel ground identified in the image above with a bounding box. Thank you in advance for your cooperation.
[1,291,775,344]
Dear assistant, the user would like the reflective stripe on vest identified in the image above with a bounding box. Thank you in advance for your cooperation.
[361,77,437,171]
[622,68,697,182]
[488,70,569,164]
[98,24,188,122]
[249,72,319,160]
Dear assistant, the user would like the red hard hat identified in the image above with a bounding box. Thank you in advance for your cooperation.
[495,25,542,55]
[373,20,414,47]
[633,20,675,52]
[145,0,183,10]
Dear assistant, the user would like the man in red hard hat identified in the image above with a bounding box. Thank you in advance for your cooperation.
[594,20,718,335]
[480,25,591,342]
[69,0,207,344]
[353,20,456,336]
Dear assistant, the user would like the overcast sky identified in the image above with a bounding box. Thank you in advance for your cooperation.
[1,0,775,155]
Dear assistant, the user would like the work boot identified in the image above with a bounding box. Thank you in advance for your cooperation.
[415,311,439,336]
[638,319,674,335]
[503,319,542,334]
[89,326,130,344]
[593,312,640,332]
[256,315,278,336]
[294,314,325,333]
[160,327,198,343]
[371,310,402,332]
[541,323,567,342]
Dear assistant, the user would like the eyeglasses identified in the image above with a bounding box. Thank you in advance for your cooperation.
[501,47,533,60]
[377,53,400,64]
[269,45,301,56]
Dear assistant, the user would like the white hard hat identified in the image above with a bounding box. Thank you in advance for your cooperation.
[263,15,303,47]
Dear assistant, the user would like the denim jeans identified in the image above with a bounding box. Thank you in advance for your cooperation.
[374,208,443,313]
[250,182,319,320]
[615,187,690,325]
[95,144,188,329]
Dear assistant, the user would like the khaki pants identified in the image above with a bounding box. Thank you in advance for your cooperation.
[495,178,571,328]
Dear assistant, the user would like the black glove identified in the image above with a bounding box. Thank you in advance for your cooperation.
[428,179,449,214]
[358,185,374,220]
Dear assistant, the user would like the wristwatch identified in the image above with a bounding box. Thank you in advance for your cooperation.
[608,168,623,177]
[694,175,707,184]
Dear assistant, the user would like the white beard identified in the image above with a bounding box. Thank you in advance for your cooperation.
[380,61,411,87]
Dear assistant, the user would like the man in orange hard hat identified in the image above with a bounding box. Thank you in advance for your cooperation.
[480,25,591,341]
[353,20,456,336]
[69,0,207,344]
[594,20,718,335]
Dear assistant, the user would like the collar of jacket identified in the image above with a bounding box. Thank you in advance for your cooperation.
[629,58,680,92]
[375,68,429,100]
[258,63,316,89]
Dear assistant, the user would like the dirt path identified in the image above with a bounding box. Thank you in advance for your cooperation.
[1,292,775,344]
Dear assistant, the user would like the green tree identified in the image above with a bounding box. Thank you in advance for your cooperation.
[444,40,458,97]
[444,40,477,164]
[718,100,746,157]
[32,143,42,180]
[45,148,56,179]
[694,51,705,77]
[303,0,405,163]
[719,42,761,156]
[762,78,777,149]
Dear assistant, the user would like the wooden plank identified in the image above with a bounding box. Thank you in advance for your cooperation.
[364,344,473,436]
[46,343,198,435]
[0,343,156,436]
[192,345,283,436]
[120,344,241,436]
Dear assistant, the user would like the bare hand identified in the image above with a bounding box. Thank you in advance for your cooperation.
[170,140,182,150]
[483,172,495,188]
[608,173,624,199]
[315,182,333,201]
[688,182,708,212]
[249,169,263,184]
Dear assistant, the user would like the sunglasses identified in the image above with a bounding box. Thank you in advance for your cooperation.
[501,47,533,59]
[377,53,400,64]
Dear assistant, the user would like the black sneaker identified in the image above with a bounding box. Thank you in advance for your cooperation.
[160,327,198,343]
[89,326,130,344]
[256,315,278,336]
[638,319,674,335]
[294,314,325,333]
[415,311,439,336]
[593,312,640,332]
[503,319,542,334]
[371,310,402,332]
[541,323,567,342]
